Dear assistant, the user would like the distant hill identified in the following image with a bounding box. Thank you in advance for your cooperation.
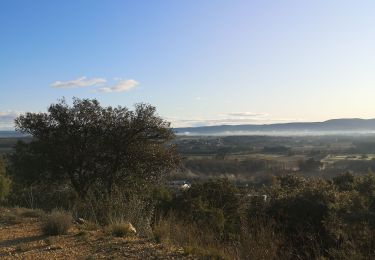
[4,119,375,137]
[0,131,27,138]
[175,118,375,136]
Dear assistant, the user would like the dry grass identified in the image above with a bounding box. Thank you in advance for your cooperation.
[238,217,285,259]
[75,230,90,242]
[153,214,236,259]
[0,207,191,259]
[0,210,22,225]
[16,207,45,218]
[0,207,45,226]
[153,214,287,259]
[109,222,136,237]
[41,210,73,236]
[78,221,100,231]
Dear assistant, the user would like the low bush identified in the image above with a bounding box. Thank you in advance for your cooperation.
[41,210,72,236]
[109,222,136,237]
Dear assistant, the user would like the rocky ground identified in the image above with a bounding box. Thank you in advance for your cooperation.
[0,208,196,260]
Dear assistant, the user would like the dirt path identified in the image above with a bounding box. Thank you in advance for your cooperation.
[0,209,195,259]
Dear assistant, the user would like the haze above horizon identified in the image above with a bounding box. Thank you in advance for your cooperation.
[1,0,375,130]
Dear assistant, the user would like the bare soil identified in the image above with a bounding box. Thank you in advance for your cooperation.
[0,208,195,260]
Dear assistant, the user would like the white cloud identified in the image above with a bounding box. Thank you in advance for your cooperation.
[97,79,139,93]
[226,112,269,117]
[195,96,202,101]
[50,76,139,94]
[0,111,20,130]
[50,76,106,88]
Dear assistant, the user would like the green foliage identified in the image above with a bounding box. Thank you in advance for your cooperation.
[264,173,375,258]
[333,171,357,191]
[7,183,78,210]
[160,179,241,240]
[154,173,375,258]
[10,98,179,199]
[266,177,335,257]
[153,186,173,218]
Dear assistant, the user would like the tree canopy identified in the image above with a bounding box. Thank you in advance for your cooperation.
[11,98,179,198]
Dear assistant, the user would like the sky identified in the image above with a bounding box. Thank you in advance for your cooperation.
[1,0,375,130]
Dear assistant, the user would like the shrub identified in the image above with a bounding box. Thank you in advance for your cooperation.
[41,210,72,236]
[165,179,241,240]
[109,222,136,237]
[74,184,154,237]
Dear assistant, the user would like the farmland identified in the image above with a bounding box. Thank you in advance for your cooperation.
[172,134,375,183]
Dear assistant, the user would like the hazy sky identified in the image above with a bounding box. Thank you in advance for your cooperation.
[1,0,375,129]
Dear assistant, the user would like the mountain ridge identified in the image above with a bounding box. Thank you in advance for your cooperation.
[175,118,375,135]
[3,118,375,137]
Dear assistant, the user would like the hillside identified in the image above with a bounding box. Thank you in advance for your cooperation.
[0,208,194,260]
[175,118,375,135]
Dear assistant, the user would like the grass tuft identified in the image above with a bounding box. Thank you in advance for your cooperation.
[109,222,136,237]
[41,210,72,236]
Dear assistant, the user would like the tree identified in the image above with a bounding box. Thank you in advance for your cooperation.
[12,98,179,199]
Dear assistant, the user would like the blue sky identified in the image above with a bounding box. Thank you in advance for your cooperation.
[1,0,375,129]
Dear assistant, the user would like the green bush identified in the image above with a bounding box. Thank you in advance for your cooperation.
[166,179,241,240]
[154,174,375,258]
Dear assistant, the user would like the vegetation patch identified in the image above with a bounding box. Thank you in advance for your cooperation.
[17,207,46,218]
[41,210,73,236]
[0,211,22,225]
[109,222,136,237]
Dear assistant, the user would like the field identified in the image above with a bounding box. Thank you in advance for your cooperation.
[172,134,375,183]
